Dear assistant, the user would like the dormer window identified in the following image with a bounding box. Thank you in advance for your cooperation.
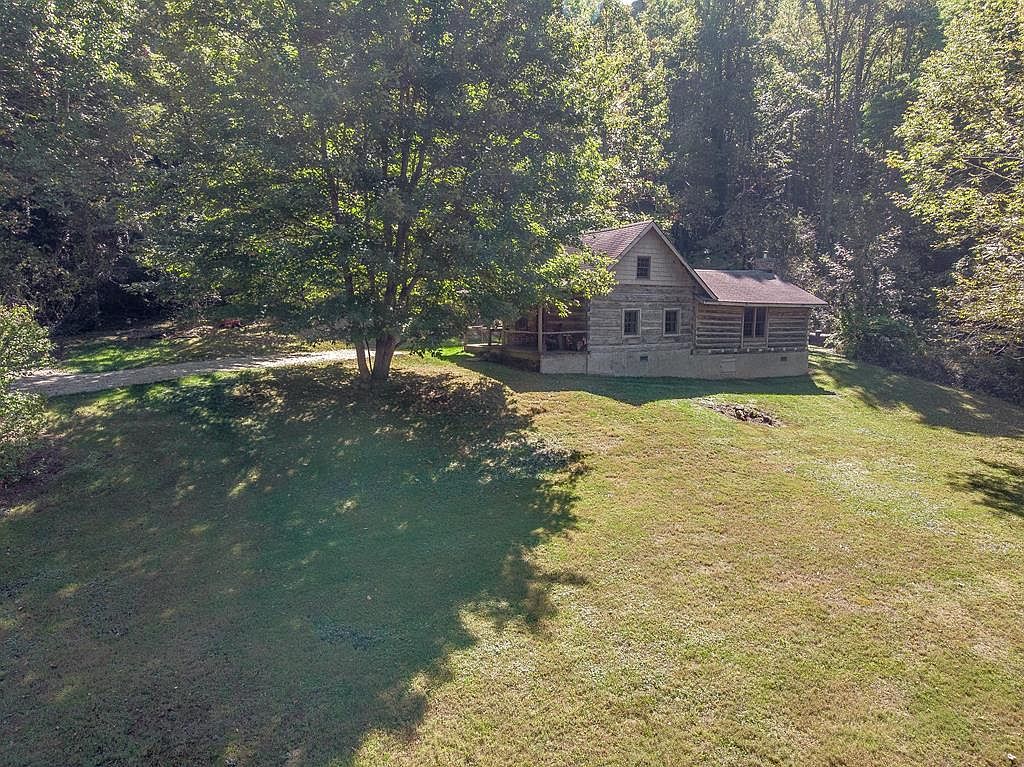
[635,255,651,279]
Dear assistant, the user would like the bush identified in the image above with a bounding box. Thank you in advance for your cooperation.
[0,306,52,484]
[834,308,922,370]
[836,308,1024,406]
[943,341,1024,406]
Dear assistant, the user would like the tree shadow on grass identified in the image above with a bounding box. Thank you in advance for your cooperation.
[448,350,1024,438]
[0,365,586,766]
[949,460,1024,519]
[816,354,1024,438]
[446,353,836,406]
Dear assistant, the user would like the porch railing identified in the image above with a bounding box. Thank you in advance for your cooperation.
[500,329,589,352]
[465,326,588,352]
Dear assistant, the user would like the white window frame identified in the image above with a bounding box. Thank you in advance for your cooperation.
[635,255,652,280]
[663,307,681,336]
[622,307,641,338]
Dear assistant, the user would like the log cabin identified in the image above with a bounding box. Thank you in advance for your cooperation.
[468,220,827,378]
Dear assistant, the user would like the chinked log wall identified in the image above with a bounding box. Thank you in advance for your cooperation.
[694,304,810,351]
[694,304,743,350]
[766,307,811,348]
[588,284,696,351]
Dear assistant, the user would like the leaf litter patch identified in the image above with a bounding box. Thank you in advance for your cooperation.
[698,398,783,427]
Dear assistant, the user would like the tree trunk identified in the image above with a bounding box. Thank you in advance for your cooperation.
[355,340,370,378]
[369,334,398,383]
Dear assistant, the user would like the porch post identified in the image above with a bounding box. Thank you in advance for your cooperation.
[537,306,544,355]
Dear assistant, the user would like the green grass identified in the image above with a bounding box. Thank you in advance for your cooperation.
[1,352,1022,766]
[54,323,345,373]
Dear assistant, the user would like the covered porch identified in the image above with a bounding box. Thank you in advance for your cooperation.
[464,304,589,372]
[506,303,589,353]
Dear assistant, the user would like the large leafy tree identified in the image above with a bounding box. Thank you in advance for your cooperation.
[644,0,779,254]
[893,0,1024,352]
[144,0,610,381]
[0,0,147,328]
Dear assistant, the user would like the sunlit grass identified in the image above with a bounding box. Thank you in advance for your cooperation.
[1,352,1022,765]
[55,324,347,373]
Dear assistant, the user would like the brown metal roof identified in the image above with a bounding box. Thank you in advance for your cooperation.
[694,269,827,306]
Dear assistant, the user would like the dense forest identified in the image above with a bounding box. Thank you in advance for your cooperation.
[1,0,1021,398]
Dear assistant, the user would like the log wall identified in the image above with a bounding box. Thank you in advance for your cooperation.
[694,304,811,351]
[588,283,698,352]
[766,307,810,348]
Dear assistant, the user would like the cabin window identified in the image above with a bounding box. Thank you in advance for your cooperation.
[635,255,651,279]
[663,308,680,335]
[623,308,640,337]
[743,307,767,339]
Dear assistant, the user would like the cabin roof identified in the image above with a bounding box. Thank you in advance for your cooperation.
[580,220,654,260]
[579,220,715,295]
[694,269,827,306]
[577,221,826,307]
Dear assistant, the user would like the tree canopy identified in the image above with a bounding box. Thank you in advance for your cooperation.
[142,0,614,380]
[1,0,1021,397]
[1,0,149,328]
[893,0,1024,351]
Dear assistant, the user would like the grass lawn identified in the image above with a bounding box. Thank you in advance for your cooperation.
[54,322,346,373]
[1,352,1022,766]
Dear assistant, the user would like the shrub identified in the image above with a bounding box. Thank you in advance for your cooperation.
[0,306,52,484]
[834,308,922,370]
[944,340,1024,406]
[836,308,1024,406]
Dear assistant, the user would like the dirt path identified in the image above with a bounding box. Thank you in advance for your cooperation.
[12,349,364,397]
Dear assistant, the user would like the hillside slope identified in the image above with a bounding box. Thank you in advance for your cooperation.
[1,352,1021,766]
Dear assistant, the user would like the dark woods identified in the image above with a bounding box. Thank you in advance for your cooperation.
[1,0,1021,398]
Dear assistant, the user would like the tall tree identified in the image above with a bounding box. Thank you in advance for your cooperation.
[145,0,611,381]
[645,0,779,256]
[893,0,1024,360]
[571,0,671,219]
[752,0,942,345]
[0,0,147,328]
[800,0,940,247]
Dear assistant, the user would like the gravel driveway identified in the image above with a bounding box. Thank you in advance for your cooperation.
[12,349,363,397]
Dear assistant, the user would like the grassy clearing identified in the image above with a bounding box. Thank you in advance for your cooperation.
[1,352,1022,766]
[54,322,346,373]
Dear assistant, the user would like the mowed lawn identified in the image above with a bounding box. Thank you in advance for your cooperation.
[1,352,1022,766]
[55,324,346,374]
